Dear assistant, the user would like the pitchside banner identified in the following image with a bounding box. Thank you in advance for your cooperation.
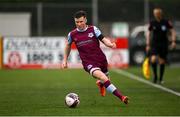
[3,37,129,69]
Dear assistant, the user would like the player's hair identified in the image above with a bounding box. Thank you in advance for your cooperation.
[74,10,87,18]
[154,7,163,13]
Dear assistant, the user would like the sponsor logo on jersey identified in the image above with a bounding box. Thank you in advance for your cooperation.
[76,40,93,47]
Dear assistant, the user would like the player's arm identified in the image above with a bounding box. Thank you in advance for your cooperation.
[101,37,116,48]
[146,30,151,52]
[169,28,176,49]
[62,43,71,68]
[62,33,72,68]
[146,23,152,53]
[94,26,116,48]
[167,20,176,49]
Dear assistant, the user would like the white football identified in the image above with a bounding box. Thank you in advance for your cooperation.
[65,93,80,108]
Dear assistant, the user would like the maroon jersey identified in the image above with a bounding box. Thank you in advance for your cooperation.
[68,26,108,73]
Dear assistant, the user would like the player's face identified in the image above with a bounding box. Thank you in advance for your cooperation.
[74,16,87,30]
[153,9,162,20]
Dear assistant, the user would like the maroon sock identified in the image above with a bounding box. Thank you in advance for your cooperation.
[113,90,123,100]
[104,80,111,88]
[99,82,104,87]
[104,80,123,100]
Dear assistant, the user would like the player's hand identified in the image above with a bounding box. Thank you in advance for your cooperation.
[146,45,150,53]
[111,42,116,49]
[170,42,176,50]
[62,61,68,69]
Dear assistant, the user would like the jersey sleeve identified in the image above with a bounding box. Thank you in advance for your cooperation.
[93,26,104,40]
[148,21,153,31]
[67,32,73,45]
[167,20,173,29]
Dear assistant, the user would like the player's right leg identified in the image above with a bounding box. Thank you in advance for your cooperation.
[92,69,129,104]
[89,67,106,96]
[158,57,166,84]
[96,80,106,96]
[95,69,109,97]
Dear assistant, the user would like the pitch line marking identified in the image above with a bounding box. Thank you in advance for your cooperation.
[112,69,180,97]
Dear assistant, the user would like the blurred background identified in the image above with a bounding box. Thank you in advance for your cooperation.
[0,0,180,36]
[0,0,180,67]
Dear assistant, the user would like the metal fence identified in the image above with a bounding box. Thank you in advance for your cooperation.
[0,0,180,36]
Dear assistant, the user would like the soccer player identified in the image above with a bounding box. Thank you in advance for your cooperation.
[62,10,129,104]
[146,8,176,84]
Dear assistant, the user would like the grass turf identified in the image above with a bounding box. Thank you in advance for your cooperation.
[0,67,180,116]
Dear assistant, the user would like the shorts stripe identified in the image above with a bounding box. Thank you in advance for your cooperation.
[90,67,101,75]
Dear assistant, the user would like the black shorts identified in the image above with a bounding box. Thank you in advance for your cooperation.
[151,45,168,59]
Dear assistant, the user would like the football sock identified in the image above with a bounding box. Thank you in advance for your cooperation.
[152,62,157,83]
[97,80,104,87]
[160,64,165,82]
[104,80,123,99]
[100,80,104,85]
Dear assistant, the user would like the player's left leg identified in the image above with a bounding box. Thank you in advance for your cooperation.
[92,69,129,104]
[151,55,158,83]
[158,57,166,84]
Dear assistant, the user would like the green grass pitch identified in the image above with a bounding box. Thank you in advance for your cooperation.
[0,67,180,116]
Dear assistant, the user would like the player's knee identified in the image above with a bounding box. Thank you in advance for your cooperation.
[159,59,165,64]
[98,73,108,82]
[158,57,166,64]
[93,70,108,82]
[151,56,157,63]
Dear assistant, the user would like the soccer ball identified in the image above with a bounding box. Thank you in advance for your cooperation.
[65,93,80,108]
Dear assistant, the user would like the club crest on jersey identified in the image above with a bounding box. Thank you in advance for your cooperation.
[88,32,94,38]
[161,25,166,31]
[87,64,93,70]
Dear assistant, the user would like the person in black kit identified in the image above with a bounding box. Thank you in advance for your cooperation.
[146,8,176,84]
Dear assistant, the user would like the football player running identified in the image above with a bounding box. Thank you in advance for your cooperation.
[62,10,129,104]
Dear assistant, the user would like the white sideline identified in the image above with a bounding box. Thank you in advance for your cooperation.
[112,69,180,97]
